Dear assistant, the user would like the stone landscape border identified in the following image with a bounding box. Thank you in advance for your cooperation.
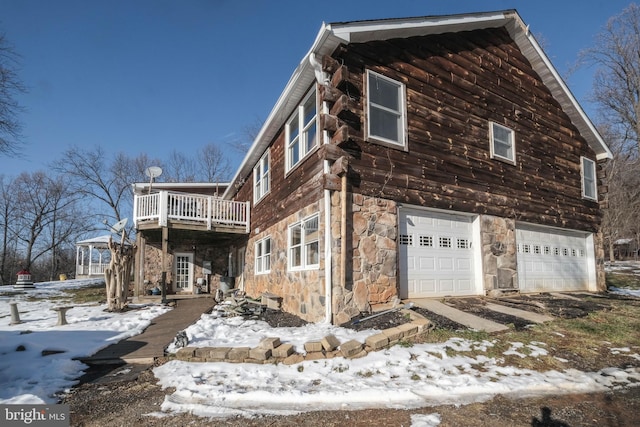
[172,309,434,365]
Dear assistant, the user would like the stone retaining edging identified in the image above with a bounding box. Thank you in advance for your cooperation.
[172,309,434,365]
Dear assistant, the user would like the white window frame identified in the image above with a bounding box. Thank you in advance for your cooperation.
[285,88,318,173]
[365,70,407,149]
[288,213,320,271]
[253,150,270,203]
[255,236,271,275]
[489,121,516,164]
[581,156,597,201]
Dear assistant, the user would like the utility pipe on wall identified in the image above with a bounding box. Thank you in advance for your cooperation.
[324,159,333,324]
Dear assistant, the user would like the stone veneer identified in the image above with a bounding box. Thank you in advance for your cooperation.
[243,201,327,323]
[242,193,400,325]
[331,193,398,325]
[481,215,518,292]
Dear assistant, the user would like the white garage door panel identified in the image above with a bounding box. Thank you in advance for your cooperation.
[400,209,476,298]
[516,225,590,292]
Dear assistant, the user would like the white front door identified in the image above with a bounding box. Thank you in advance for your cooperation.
[174,252,194,292]
[399,208,477,298]
[516,223,592,292]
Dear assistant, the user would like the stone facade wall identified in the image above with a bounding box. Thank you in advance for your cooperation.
[480,215,518,292]
[139,238,229,295]
[331,193,398,325]
[243,201,326,323]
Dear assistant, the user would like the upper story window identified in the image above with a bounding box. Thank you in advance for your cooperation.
[366,70,407,148]
[288,214,319,270]
[255,236,271,275]
[253,150,270,203]
[286,88,317,172]
[489,122,516,164]
[581,156,597,200]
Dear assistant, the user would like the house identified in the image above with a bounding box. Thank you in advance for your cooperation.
[133,10,612,324]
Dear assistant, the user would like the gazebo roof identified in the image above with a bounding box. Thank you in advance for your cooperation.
[76,235,131,248]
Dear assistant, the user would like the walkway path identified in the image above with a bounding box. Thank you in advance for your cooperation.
[82,297,216,365]
[409,299,510,333]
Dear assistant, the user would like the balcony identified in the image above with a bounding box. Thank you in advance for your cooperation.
[133,190,250,234]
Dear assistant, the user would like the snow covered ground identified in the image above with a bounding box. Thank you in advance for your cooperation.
[154,302,640,420]
[0,279,170,404]
[1,278,639,427]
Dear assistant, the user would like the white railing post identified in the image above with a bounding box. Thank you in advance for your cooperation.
[133,195,138,227]
[159,191,168,227]
[207,196,213,230]
[245,201,251,234]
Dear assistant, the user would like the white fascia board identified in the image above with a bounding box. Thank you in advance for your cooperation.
[505,12,613,160]
[225,23,341,199]
[330,11,511,43]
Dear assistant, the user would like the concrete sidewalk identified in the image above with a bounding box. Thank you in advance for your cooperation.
[409,299,510,333]
[82,297,216,365]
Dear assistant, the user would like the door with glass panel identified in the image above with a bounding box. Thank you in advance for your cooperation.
[174,253,194,292]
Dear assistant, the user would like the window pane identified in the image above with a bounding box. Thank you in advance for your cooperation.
[303,93,316,125]
[305,122,317,153]
[289,139,299,167]
[288,113,300,141]
[494,141,512,159]
[291,225,302,246]
[583,158,596,199]
[290,246,301,267]
[370,106,400,142]
[306,241,319,265]
[491,123,514,161]
[370,75,399,110]
[493,125,511,144]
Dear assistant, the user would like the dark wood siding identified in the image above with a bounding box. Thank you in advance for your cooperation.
[236,112,325,233]
[323,27,601,231]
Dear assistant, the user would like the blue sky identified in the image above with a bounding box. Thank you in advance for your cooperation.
[0,0,632,178]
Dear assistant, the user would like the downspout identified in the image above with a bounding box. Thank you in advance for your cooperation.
[324,159,333,324]
[313,51,333,324]
[341,173,347,288]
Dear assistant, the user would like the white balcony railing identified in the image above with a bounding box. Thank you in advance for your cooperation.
[134,191,250,233]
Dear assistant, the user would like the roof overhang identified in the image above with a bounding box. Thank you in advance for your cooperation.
[225,10,612,198]
[132,182,230,196]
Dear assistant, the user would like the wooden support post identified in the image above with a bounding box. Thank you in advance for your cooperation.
[161,227,169,304]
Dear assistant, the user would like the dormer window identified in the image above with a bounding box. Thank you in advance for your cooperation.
[285,88,318,173]
[490,122,516,164]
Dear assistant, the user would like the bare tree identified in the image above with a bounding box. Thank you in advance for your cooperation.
[104,230,135,311]
[11,172,84,274]
[164,150,197,182]
[197,143,231,183]
[0,33,26,157]
[52,146,149,229]
[580,3,640,155]
[0,175,19,284]
[580,3,640,260]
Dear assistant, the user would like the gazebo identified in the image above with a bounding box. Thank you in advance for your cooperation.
[75,235,118,278]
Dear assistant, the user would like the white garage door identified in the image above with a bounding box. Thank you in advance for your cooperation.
[399,208,476,298]
[516,224,591,292]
